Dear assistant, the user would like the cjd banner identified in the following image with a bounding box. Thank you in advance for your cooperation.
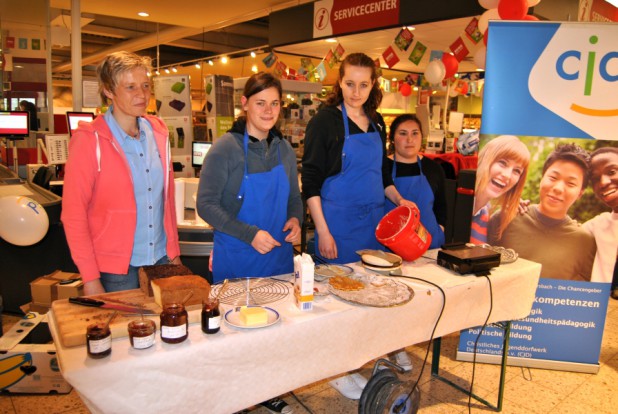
[458,21,616,373]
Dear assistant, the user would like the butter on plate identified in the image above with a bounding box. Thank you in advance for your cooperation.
[239,306,268,326]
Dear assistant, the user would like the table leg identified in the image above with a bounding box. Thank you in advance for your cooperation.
[430,321,511,412]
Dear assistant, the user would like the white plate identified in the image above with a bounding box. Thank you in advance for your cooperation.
[362,263,402,273]
[224,306,280,329]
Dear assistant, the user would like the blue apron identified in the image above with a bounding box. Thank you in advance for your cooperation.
[385,156,445,249]
[212,130,293,282]
[317,105,384,264]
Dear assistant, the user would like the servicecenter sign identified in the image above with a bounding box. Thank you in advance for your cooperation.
[313,0,400,38]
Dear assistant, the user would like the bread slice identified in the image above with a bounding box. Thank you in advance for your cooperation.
[151,275,211,307]
[139,264,194,296]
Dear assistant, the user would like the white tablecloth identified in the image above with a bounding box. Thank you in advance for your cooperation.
[48,256,541,414]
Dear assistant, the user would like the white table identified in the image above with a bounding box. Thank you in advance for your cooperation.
[49,255,541,414]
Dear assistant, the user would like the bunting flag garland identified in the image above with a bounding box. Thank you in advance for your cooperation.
[382,45,400,68]
[408,41,427,65]
[273,60,287,78]
[449,37,470,62]
[315,61,327,81]
[300,57,315,72]
[262,52,278,68]
[394,27,414,51]
[333,43,345,61]
[464,17,483,44]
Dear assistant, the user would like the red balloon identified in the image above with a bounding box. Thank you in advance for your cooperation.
[459,81,469,95]
[441,53,459,79]
[523,14,539,21]
[498,0,528,20]
[399,83,412,97]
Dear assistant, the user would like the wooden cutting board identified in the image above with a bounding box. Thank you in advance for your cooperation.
[51,289,202,348]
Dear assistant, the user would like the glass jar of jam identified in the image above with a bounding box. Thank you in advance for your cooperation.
[128,319,156,349]
[86,323,112,359]
[201,298,221,334]
[160,303,188,344]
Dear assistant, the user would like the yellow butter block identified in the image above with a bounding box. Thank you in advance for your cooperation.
[239,306,268,326]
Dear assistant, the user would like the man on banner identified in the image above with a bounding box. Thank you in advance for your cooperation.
[584,147,618,297]
[489,143,596,281]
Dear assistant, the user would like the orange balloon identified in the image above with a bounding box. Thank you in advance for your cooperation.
[399,82,412,97]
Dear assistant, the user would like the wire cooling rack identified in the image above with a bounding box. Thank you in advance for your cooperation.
[210,277,291,306]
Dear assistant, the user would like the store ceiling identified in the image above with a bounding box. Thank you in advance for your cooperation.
[43,0,492,86]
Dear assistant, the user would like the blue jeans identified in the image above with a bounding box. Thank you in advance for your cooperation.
[100,256,169,292]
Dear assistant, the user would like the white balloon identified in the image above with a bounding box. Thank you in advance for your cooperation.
[478,8,501,34]
[474,46,487,69]
[424,60,446,84]
[527,0,541,6]
[0,196,49,246]
[479,0,500,10]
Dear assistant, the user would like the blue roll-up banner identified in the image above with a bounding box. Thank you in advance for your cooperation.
[457,21,617,373]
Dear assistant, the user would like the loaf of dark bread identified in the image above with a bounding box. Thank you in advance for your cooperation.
[139,264,194,296]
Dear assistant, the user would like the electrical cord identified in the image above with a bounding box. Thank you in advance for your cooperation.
[467,275,494,413]
[387,273,447,413]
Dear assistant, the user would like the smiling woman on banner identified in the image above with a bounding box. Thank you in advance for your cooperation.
[303,52,410,265]
[197,72,302,282]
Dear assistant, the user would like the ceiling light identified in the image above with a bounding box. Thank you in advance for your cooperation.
[172,67,177,72]
[195,62,201,69]
[146,71,151,77]
[413,86,418,91]
[392,77,397,81]
[137,12,149,17]
[155,70,160,76]
[406,26,415,31]
[164,68,170,74]
[325,38,337,43]
[221,56,228,64]
[251,64,258,73]
[251,51,256,58]
[208,60,214,66]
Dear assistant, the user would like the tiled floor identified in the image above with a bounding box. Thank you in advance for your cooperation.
[2,297,617,414]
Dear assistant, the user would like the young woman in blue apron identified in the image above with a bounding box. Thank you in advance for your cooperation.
[303,53,387,266]
[384,114,447,249]
[196,72,302,282]
[197,72,302,413]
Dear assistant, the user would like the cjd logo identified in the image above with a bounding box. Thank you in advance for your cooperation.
[556,35,618,116]
[529,24,618,140]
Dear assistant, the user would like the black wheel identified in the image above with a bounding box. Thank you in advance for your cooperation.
[359,369,397,414]
[381,381,421,414]
[374,379,401,413]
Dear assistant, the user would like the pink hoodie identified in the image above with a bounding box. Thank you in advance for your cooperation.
[61,115,180,283]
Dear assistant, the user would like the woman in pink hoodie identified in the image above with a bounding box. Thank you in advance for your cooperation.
[62,51,180,295]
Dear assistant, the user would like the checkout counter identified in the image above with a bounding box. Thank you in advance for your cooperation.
[0,163,77,313]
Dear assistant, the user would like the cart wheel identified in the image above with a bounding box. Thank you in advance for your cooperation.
[359,369,397,414]
[374,379,401,413]
[382,381,420,414]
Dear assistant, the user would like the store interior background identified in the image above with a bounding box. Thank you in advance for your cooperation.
[1,0,579,139]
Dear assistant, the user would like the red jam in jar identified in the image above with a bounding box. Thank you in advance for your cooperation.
[86,323,112,358]
[201,298,221,334]
[128,319,156,349]
[160,303,188,344]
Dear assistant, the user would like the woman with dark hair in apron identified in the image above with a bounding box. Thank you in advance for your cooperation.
[302,52,411,399]
[197,72,302,413]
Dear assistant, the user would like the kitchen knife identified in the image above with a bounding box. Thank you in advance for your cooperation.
[68,297,159,315]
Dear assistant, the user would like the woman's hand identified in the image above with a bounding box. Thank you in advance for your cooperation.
[318,231,338,260]
[398,198,418,209]
[83,279,106,296]
[283,217,301,244]
[251,230,281,254]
